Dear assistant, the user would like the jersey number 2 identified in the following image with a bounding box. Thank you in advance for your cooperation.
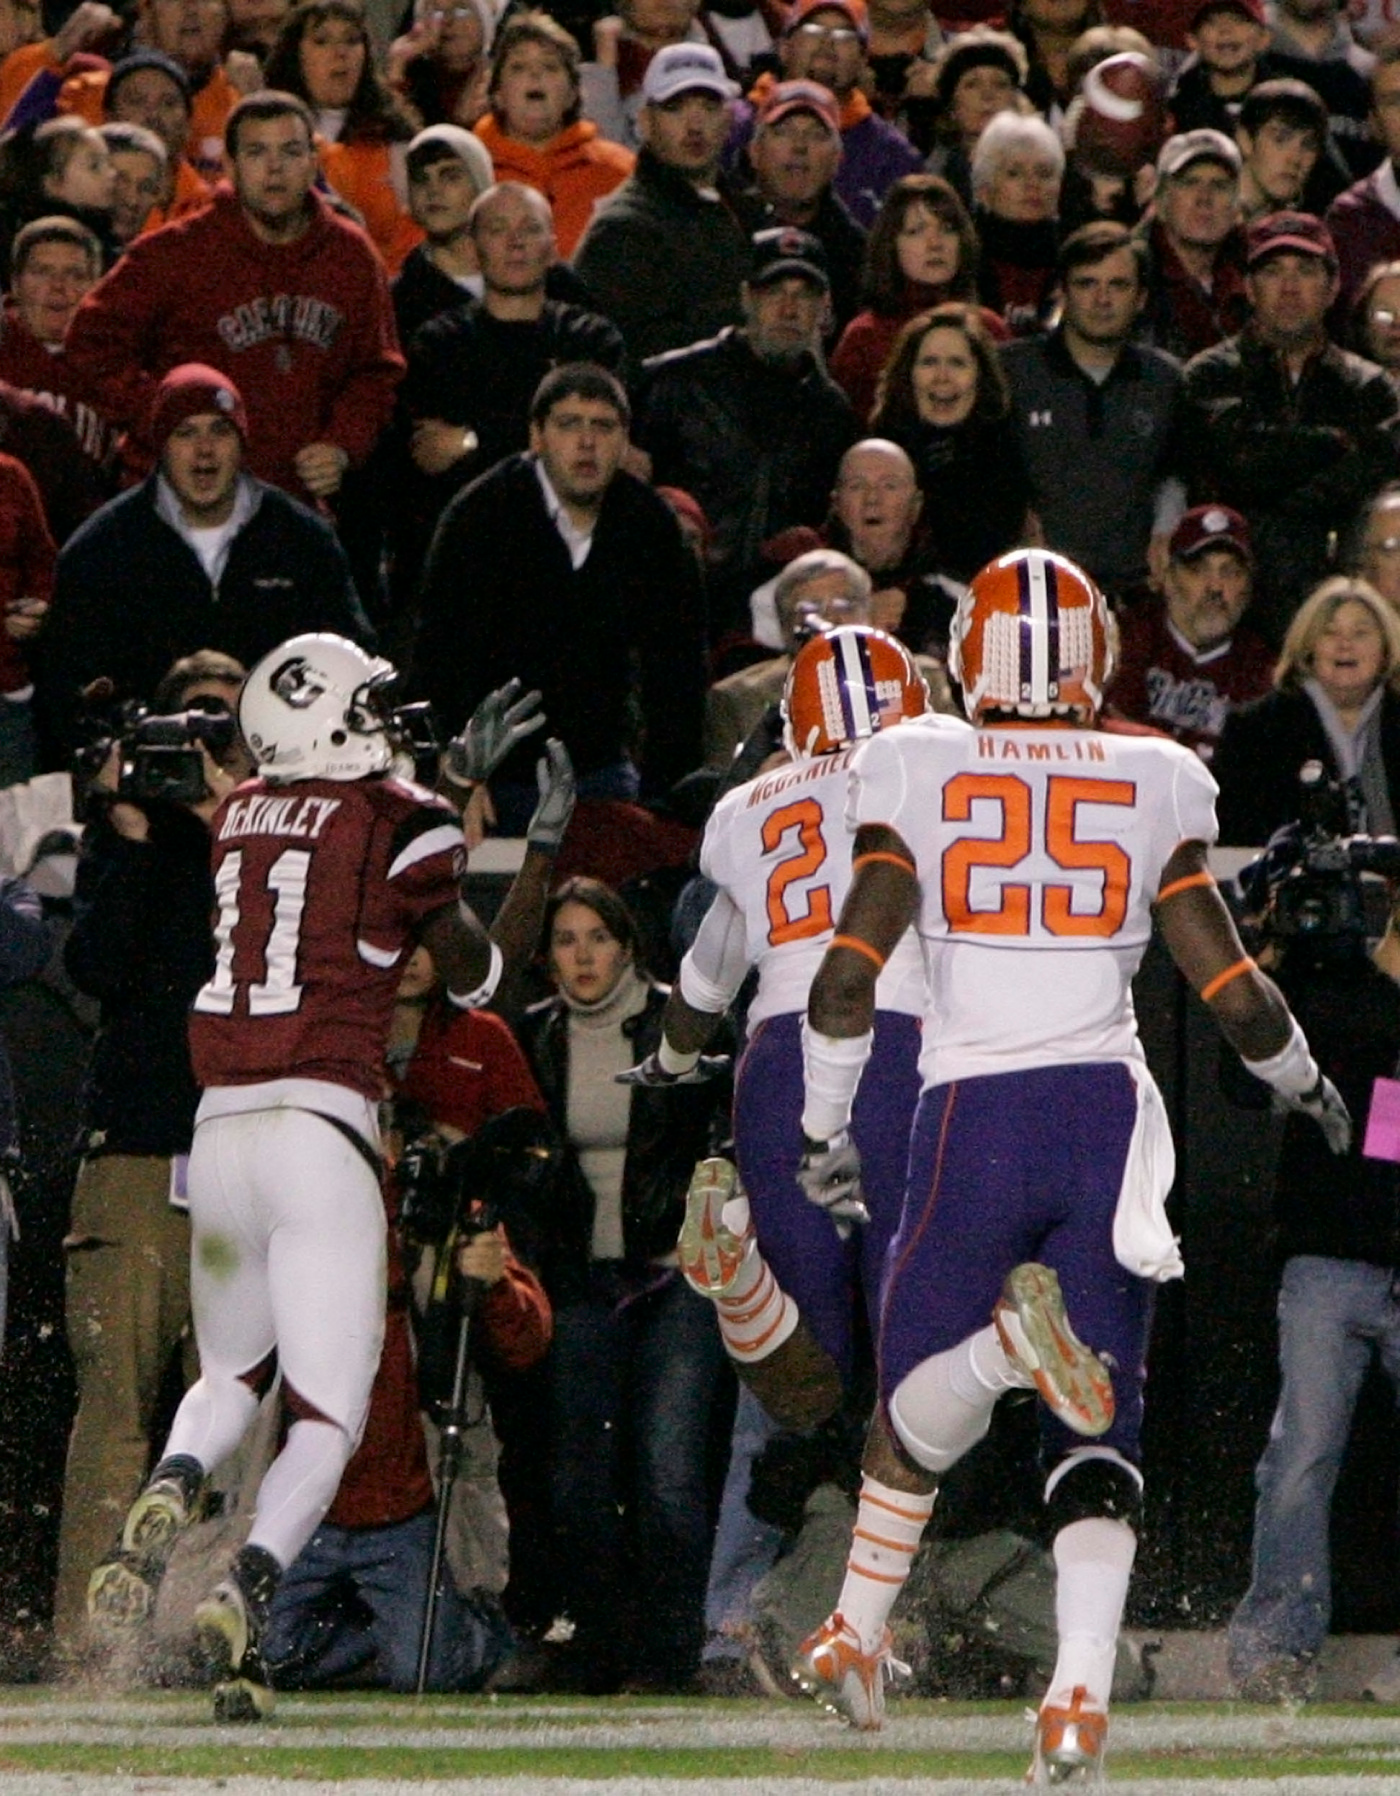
[941,773,1134,938]
[194,848,312,1016]
[763,798,833,946]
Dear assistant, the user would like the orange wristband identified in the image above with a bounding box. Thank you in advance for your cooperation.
[832,933,886,971]
[1200,956,1256,1004]
[853,850,917,879]
[1156,870,1216,904]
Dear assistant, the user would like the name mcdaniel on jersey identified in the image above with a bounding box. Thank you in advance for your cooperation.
[191,775,465,1101]
[701,743,927,1027]
[846,712,1220,1088]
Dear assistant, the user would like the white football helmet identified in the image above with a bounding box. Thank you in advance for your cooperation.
[239,633,400,782]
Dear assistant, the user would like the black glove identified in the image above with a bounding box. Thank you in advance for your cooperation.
[444,679,546,787]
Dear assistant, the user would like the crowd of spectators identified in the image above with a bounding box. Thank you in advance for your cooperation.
[3,0,1400,1703]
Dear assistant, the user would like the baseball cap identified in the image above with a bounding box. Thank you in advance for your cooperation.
[749,225,830,289]
[1156,127,1241,181]
[1245,209,1337,267]
[755,78,841,136]
[149,364,248,446]
[1169,504,1253,563]
[642,43,739,105]
[786,0,869,42]
[1190,0,1266,27]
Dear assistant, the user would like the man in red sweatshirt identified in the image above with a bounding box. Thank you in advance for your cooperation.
[63,89,403,507]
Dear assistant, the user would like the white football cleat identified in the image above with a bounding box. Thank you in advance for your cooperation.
[788,1612,909,1730]
[995,1264,1115,1438]
[1027,1685,1108,1785]
[678,1157,754,1297]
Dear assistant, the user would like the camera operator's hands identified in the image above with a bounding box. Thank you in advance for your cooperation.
[527,738,575,854]
[456,1220,507,1287]
[188,745,241,826]
[444,679,546,790]
[1279,1074,1353,1155]
[91,743,150,842]
[4,596,46,641]
[796,1130,869,1237]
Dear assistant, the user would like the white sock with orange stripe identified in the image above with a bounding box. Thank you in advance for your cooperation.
[833,1475,937,1653]
[714,1245,798,1362]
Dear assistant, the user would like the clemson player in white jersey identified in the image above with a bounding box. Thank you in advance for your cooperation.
[786,551,1349,1783]
[85,634,570,1722]
[629,625,934,1431]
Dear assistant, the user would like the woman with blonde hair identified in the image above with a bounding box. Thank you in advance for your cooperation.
[1212,576,1400,845]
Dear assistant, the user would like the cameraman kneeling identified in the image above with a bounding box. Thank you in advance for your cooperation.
[53,649,251,1660]
[1227,807,1400,1702]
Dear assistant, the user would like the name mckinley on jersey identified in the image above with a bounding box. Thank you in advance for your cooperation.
[217,792,342,841]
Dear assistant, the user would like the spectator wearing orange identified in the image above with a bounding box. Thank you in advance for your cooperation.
[103,52,211,230]
[264,0,422,272]
[475,13,632,260]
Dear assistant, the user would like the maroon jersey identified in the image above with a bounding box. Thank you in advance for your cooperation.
[191,775,463,1099]
[1107,603,1274,763]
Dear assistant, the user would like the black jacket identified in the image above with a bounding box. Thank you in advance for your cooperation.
[728,183,868,337]
[64,804,214,1156]
[1211,685,1400,846]
[572,149,751,362]
[38,473,368,756]
[636,326,857,633]
[1182,328,1400,642]
[392,298,629,584]
[518,982,728,1306]
[1268,954,1400,1271]
[413,451,706,792]
[391,244,595,345]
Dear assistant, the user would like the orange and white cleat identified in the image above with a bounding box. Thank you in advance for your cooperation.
[995,1263,1115,1438]
[1028,1685,1108,1785]
[678,1157,754,1297]
[788,1612,909,1730]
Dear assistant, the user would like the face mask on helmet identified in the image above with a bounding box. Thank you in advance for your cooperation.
[239,633,404,783]
[781,624,931,759]
[950,549,1114,726]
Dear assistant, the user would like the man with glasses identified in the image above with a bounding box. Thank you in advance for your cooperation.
[1355,484,1400,607]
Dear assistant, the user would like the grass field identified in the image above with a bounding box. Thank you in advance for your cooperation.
[5,1688,1400,1790]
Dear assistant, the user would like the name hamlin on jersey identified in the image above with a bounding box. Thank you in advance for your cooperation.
[217,793,342,842]
[975,733,1108,763]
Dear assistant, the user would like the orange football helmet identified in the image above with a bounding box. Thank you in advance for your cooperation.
[782,624,930,759]
[950,549,1115,725]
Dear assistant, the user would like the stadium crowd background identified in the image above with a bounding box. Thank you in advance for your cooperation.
[0,0,1395,1701]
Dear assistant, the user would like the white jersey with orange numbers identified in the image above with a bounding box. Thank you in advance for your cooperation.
[847,713,1219,1088]
[700,746,931,1027]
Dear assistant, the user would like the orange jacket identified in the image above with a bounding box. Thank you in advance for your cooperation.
[137,157,213,238]
[58,62,240,183]
[473,113,633,259]
[319,135,422,274]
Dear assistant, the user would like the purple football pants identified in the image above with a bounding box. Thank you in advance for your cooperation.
[879,1061,1155,1468]
[733,1009,921,1385]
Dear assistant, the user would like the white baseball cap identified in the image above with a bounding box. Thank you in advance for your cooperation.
[643,43,739,105]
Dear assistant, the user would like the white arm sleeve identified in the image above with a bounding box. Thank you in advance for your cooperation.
[678,887,750,1015]
[447,938,503,1011]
